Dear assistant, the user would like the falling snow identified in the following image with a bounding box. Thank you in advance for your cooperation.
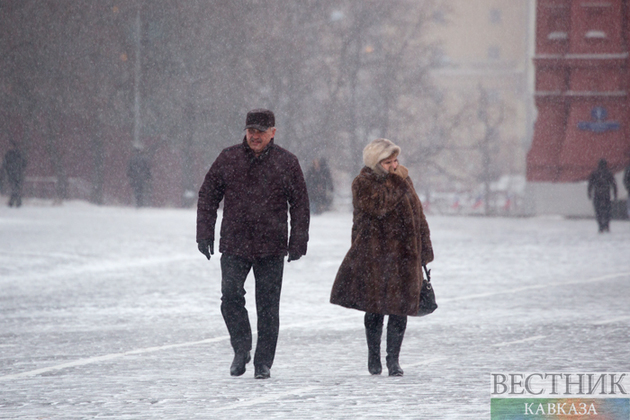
[1,201,629,419]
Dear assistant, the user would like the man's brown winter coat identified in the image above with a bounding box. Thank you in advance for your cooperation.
[196,138,309,259]
[330,166,433,316]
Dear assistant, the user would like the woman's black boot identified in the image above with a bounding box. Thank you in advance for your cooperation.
[386,315,407,376]
[364,313,384,375]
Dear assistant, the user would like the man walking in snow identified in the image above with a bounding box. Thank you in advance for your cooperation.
[196,109,310,379]
[1,142,27,208]
[624,157,630,218]
[127,147,152,207]
[587,159,617,232]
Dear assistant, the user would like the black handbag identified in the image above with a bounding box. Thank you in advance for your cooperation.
[415,264,437,317]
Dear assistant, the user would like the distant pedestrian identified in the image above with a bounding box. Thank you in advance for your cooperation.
[330,138,434,376]
[1,143,27,208]
[127,147,152,207]
[587,159,617,233]
[305,157,334,214]
[624,158,630,218]
[196,109,310,379]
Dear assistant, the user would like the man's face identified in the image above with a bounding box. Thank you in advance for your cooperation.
[246,127,276,156]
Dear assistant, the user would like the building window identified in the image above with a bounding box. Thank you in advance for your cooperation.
[489,8,502,24]
[488,45,501,60]
[548,31,568,41]
[585,30,607,39]
[581,2,611,41]
[582,2,610,17]
[546,6,570,35]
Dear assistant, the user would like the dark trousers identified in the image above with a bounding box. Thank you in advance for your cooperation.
[132,184,146,207]
[220,253,284,368]
[593,196,612,232]
[364,312,407,360]
[8,180,23,207]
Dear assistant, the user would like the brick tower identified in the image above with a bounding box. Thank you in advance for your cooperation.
[528,0,630,183]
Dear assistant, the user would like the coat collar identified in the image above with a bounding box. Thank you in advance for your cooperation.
[360,166,387,181]
[241,137,275,162]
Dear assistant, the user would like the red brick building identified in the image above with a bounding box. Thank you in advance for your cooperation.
[528,0,630,183]
[0,116,204,208]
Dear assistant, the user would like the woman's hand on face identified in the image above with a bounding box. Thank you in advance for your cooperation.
[392,165,409,179]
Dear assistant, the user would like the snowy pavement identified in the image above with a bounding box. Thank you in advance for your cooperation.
[1,201,629,419]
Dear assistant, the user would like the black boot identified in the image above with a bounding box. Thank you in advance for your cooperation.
[365,313,383,375]
[368,344,382,375]
[230,351,251,376]
[386,315,407,377]
[254,364,271,379]
[386,356,403,376]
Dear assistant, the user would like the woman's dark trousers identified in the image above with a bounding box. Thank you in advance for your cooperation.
[364,312,407,375]
[220,254,284,369]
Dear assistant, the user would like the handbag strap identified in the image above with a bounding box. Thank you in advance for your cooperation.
[422,264,431,282]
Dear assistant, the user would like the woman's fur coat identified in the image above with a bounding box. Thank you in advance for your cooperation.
[330,166,434,316]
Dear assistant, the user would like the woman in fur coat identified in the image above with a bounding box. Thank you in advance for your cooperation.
[330,138,434,376]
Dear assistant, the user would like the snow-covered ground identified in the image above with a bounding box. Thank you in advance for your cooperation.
[1,200,629,419]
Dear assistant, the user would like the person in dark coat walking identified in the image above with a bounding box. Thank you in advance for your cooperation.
[330,138,434,376]
[1,143,27,208]
[305,157,334,214]
[127,147,152,207]
[587,159,617,233]
[624,158,630,218]
[196,109,310,379]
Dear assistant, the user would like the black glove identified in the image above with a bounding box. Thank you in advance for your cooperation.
[287,251,302,263]
[197,239,214,260]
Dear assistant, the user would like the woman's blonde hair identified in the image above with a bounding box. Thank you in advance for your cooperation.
[363,138,400,173]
